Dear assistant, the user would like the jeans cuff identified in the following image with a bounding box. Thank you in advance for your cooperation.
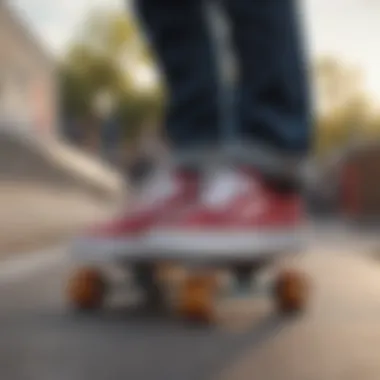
[223,141,309,183]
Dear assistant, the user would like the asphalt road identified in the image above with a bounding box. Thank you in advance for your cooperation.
[1,232,380,380]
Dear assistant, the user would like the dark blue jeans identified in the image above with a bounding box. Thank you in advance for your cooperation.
[134,0,312,160]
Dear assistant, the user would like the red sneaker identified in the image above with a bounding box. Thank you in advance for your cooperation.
[148,168,307,258]
[71,169,199,262]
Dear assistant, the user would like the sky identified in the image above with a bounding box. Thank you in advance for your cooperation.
[10,0,380,100]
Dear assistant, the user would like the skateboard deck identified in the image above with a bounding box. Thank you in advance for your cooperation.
[66,235,310,323]
[69,228,306,265]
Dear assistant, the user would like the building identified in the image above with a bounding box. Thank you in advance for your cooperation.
[335,141,380,221]
[310,140,380,222]
[0,0,57,136]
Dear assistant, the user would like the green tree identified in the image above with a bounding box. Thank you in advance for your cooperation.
[59,8,164,145]
[313,57,372,157]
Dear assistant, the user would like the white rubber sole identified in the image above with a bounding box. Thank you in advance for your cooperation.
[69,228,309,264]
[69,236,145,263]
[146,227,309,261]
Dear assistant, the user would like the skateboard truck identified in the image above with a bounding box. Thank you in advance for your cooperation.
[66,257,310,322]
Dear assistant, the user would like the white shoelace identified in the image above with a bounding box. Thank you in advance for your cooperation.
[133,170,179,209]
[202,170,257,208]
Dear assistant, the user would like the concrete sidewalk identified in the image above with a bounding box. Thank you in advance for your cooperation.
[0,130,126,201]
[0,183,118,257]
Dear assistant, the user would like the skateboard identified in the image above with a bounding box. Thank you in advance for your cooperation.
[65,242,310,323]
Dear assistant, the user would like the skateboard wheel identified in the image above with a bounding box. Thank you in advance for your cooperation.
[177,274,218,324]
[66,267,106,311]
[273,269,309,314]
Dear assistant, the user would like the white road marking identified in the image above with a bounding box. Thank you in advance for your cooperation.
[0,246,65,283]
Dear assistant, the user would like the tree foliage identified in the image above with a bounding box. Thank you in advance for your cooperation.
[59,8,164,143]
[313,57,379,158]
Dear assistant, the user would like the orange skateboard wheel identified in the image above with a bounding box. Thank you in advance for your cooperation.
[67,267,106,311]
[177,273,219,323]
[273,269,310,313]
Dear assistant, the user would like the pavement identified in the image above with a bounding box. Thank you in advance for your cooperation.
[0,129,125,201]
[0,229,380,379]
[0,183,117,255]
[0,129,126,255]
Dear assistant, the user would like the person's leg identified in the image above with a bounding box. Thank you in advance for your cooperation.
[73,1,224,280]
[147,0,311,258]
[225,0,312,172]
[134,0,221,158]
